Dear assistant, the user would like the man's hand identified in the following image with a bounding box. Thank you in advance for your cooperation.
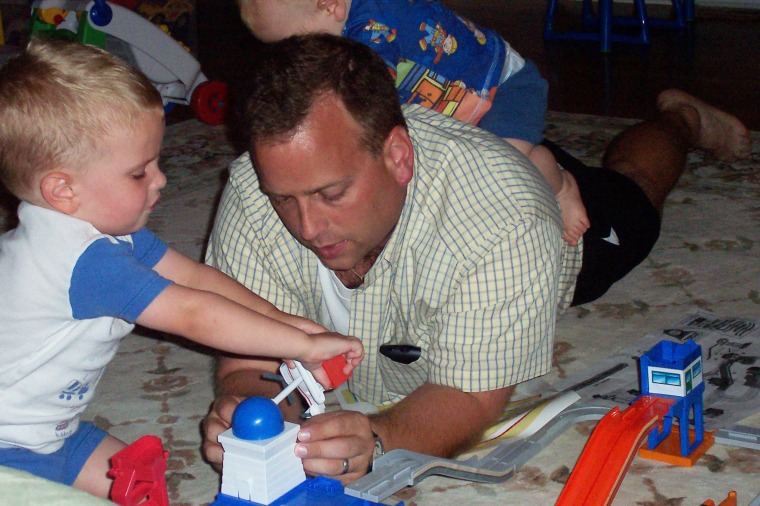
[201,394,242,471]
[294,410,375,485]
[203,398,376,485]
[203,360,311,470]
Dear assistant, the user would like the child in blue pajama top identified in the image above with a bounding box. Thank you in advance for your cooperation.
[236,0,590,245]
[0,38,363,500]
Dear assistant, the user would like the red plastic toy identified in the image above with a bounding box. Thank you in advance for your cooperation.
[109,435,170,506]
[322,355,351,389]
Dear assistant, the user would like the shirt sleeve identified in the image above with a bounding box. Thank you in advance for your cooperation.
[69,229,172,322]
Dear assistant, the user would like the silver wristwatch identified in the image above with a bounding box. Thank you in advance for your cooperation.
[369,430,384,472]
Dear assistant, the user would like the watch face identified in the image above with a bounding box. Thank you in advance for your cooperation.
[372,432,384,458]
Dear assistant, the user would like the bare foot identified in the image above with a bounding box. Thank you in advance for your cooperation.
[557,170,590,247]
[657,89,752,162]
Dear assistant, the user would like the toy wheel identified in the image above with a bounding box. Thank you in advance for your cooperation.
[191,81,228,125]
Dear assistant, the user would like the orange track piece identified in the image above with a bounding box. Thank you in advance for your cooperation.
[702,490,737,506]
[556,396,675,506]
[638,424,715,466]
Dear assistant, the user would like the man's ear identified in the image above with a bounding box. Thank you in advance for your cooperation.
[40,172,79,215]
[384,125,414,185]
[317,0,347,22]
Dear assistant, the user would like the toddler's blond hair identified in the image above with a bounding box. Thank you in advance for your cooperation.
[0,38,163,199]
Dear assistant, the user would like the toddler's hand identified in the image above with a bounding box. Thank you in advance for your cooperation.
[302,332,364,376]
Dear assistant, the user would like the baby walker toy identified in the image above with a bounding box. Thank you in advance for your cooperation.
[30,0,227,124]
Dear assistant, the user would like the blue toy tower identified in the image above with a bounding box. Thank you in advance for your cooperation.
[639,339,706,457]
[216,397,306,504]
[210,396,401,506]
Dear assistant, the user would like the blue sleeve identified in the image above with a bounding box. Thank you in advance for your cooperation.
[69,229,172,322]
[130,228,170,268]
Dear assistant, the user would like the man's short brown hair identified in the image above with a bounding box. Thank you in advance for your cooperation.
[242,33,407,157]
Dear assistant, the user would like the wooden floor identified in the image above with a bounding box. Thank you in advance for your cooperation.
[194,0,760,130]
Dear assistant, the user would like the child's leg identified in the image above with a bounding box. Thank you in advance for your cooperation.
[0,421,125,498]
[72,434,126,498]
[507,138,590,246]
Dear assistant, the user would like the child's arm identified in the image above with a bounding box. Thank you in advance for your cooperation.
[136,248,363,376]
[154,248,322,332]
[136,284,362,368]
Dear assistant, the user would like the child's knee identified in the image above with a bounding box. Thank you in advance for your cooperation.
[504,137,533,158]
[529,143,558,169]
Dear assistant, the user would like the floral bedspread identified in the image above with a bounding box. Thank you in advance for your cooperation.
[0,113,758,505]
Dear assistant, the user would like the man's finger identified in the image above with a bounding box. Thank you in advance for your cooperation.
[202,440,224,470]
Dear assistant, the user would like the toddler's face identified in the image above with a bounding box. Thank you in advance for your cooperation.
[71,111,167,235]
[241,1,343,42]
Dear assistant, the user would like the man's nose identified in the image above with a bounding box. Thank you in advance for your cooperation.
[298,202,325,241]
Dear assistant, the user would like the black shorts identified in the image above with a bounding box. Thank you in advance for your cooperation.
[542,140,661,306]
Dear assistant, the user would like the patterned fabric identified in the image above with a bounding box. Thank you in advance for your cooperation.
[0,113,757,505]
[207,105,579,404]
[344,0,521,125]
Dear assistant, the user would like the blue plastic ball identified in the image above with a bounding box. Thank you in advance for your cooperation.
[231,396,284,440]
[88,0,113,26]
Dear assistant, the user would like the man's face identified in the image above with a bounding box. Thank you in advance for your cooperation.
[254,94,412,272]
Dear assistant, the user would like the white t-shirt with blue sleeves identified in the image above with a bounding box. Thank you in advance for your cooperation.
[0,202,171,453]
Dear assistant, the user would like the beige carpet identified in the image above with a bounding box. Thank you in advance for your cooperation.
[1,112,758,505]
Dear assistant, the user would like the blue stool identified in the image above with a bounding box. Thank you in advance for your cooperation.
[544,0,695,52]
[647,0,695,29]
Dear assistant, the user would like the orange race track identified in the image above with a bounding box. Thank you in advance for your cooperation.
[555,396,676,506]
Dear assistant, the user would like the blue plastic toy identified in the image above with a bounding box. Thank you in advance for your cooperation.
[639,339,707,457]
[212,393,403,506]
[232,397,285,441]
[210,476,401,506]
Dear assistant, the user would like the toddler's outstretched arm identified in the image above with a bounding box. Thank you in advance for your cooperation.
[136,248,364,385]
